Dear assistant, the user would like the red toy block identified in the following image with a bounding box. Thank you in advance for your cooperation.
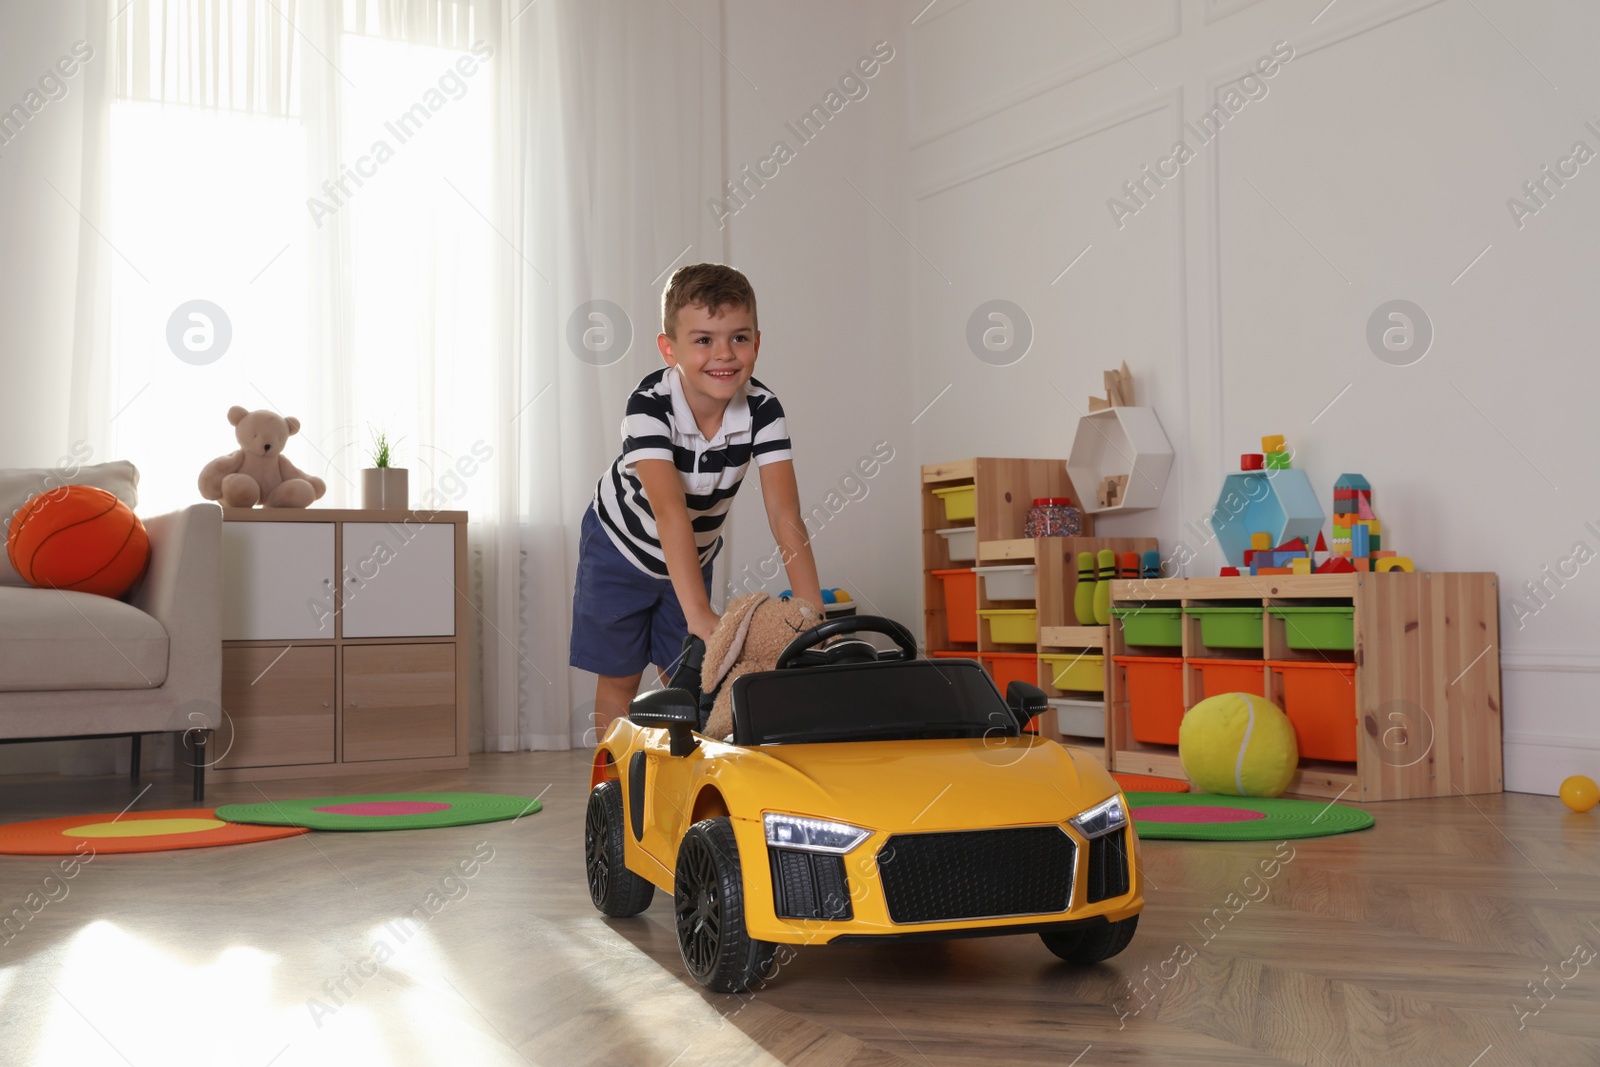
[1314,531,1328,553]
[1220,566,1240,576]
[1276,538,1307,553]
[1257,567,1293,575]
[1241,453,1264,471]
[1243,549,1256,565]
[1316,556,1356,574]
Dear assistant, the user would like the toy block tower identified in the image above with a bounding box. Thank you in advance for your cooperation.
[1324,473,1410,572]
[1331,473,1370,559]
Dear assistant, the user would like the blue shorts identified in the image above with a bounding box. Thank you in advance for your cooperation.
[569,506,714,677]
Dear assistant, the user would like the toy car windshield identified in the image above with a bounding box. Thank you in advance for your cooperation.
[731,658,1015,746]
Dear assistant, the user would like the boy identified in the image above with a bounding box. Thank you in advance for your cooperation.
[571,263,825,733]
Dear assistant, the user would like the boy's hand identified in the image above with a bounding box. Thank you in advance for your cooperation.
[687,611,721,642]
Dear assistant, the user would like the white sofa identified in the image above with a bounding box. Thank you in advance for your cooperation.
[0,462,221,799]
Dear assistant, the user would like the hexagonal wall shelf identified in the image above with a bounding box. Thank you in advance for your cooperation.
[1066,406,1174,514]
[1210,469,1325,565]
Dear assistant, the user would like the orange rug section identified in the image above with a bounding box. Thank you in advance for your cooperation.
[0,808,309,855]
[1111,772,1190,794]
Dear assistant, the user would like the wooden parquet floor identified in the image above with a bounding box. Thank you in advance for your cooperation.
[0,751,1595,1066]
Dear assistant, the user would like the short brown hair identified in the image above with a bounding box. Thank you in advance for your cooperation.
[661,263,758,337]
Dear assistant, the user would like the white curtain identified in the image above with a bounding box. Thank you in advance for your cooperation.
[481,0,728,749]
[66,0,727,751]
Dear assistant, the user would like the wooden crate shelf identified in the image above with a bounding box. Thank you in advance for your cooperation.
[1106,573,1503,802]
[921,460,1167,768]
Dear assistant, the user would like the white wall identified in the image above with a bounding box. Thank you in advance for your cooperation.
[0,0,88,466]
[718,2,918,626]
[907,0,1600,794]
[0,0,141,776]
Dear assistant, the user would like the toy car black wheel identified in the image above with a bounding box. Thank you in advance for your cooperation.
[585,782,655,917]
[673,817,778,993]
[1040,915,1138,963]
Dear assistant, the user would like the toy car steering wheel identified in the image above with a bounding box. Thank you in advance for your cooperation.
[775,615,920,670]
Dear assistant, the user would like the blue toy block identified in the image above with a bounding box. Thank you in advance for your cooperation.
[1141,549,1161,578]
[1334,473,1371,492]
[1352,524,1370,558]
[1209,469,1327,567]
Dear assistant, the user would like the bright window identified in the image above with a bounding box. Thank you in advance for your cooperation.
[108,22,493,515]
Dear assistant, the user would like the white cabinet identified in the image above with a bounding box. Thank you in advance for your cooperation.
[340,523,456,638]
[214,508,468,782]
[221,521,335,640]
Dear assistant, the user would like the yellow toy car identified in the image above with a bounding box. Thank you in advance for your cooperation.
[584,616,1143,993]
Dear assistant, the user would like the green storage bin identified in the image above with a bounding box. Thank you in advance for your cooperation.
[1268,606,1355,651]
[1111,606,1182,647]
[1185,606,1264,649]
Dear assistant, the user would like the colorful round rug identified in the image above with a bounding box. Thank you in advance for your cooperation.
[1112,772,1190,794]
[1125,791,1374,841]
[215,792,542,831]
[0,808,308,855]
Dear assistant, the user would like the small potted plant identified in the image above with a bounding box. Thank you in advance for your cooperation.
[361,429,408,510]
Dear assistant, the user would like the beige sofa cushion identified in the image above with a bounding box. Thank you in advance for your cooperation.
[0,460,140,587]
[0,585,167,691]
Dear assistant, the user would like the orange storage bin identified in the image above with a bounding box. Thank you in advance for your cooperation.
[1116,656,1185,746]
[1191,658,1266,700]
[1271,661,1357,762]
[931,568,978,644]
[980,652,1038,693]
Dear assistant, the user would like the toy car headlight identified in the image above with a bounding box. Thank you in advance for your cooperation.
[1070,796,1127,840]
[763,813,871,854]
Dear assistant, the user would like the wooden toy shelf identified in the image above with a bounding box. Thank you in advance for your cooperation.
[920,459,1157,765]
[1108,573,1503,802]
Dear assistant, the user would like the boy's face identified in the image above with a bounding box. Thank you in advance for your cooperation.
[658,302,760,408]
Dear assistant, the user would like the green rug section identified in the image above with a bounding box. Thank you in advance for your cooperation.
[1124,791,1374,841]
[215,792,542,831]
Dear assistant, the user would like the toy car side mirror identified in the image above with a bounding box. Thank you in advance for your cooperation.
[629,688,700,757]
[1005,681,1048,733]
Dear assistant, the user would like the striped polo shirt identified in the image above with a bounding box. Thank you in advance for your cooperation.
[594,367,792,577]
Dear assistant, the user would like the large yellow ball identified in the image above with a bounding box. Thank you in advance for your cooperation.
[1179,692,1299,798]
[1559,775,1599,813]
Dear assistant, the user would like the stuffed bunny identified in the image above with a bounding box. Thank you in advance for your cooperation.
[701,592,821,739]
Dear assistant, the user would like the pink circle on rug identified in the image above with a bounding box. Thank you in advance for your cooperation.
[313,801,453,817]
[1133,805,1268,824]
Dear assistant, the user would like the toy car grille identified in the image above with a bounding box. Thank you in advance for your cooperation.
[877,827,1073,923]
[1084,827,1131,903]
[770,849,853,921]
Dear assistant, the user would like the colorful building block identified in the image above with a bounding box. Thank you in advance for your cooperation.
[1241,453,1264,470]
[1317,555,1356,574]
[1291,557,1312,574]
[1376,556,1415,572]
[1353,557,1370,572]
[1351,525,1370,558]
[1220,566,1240,576]
[1261,434,1285,452]
[1372,550,1396,559]
[1264,451,1291,470]
[1257,567,1293,575]
[1250,532,1272,550]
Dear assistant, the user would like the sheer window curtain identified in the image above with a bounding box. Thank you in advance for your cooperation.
[69,0,726,752]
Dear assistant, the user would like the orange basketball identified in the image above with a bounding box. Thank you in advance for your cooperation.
[6,484,150,598]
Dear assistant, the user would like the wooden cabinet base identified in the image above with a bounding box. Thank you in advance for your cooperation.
[343,644,457,762]
[215,646,335,770]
